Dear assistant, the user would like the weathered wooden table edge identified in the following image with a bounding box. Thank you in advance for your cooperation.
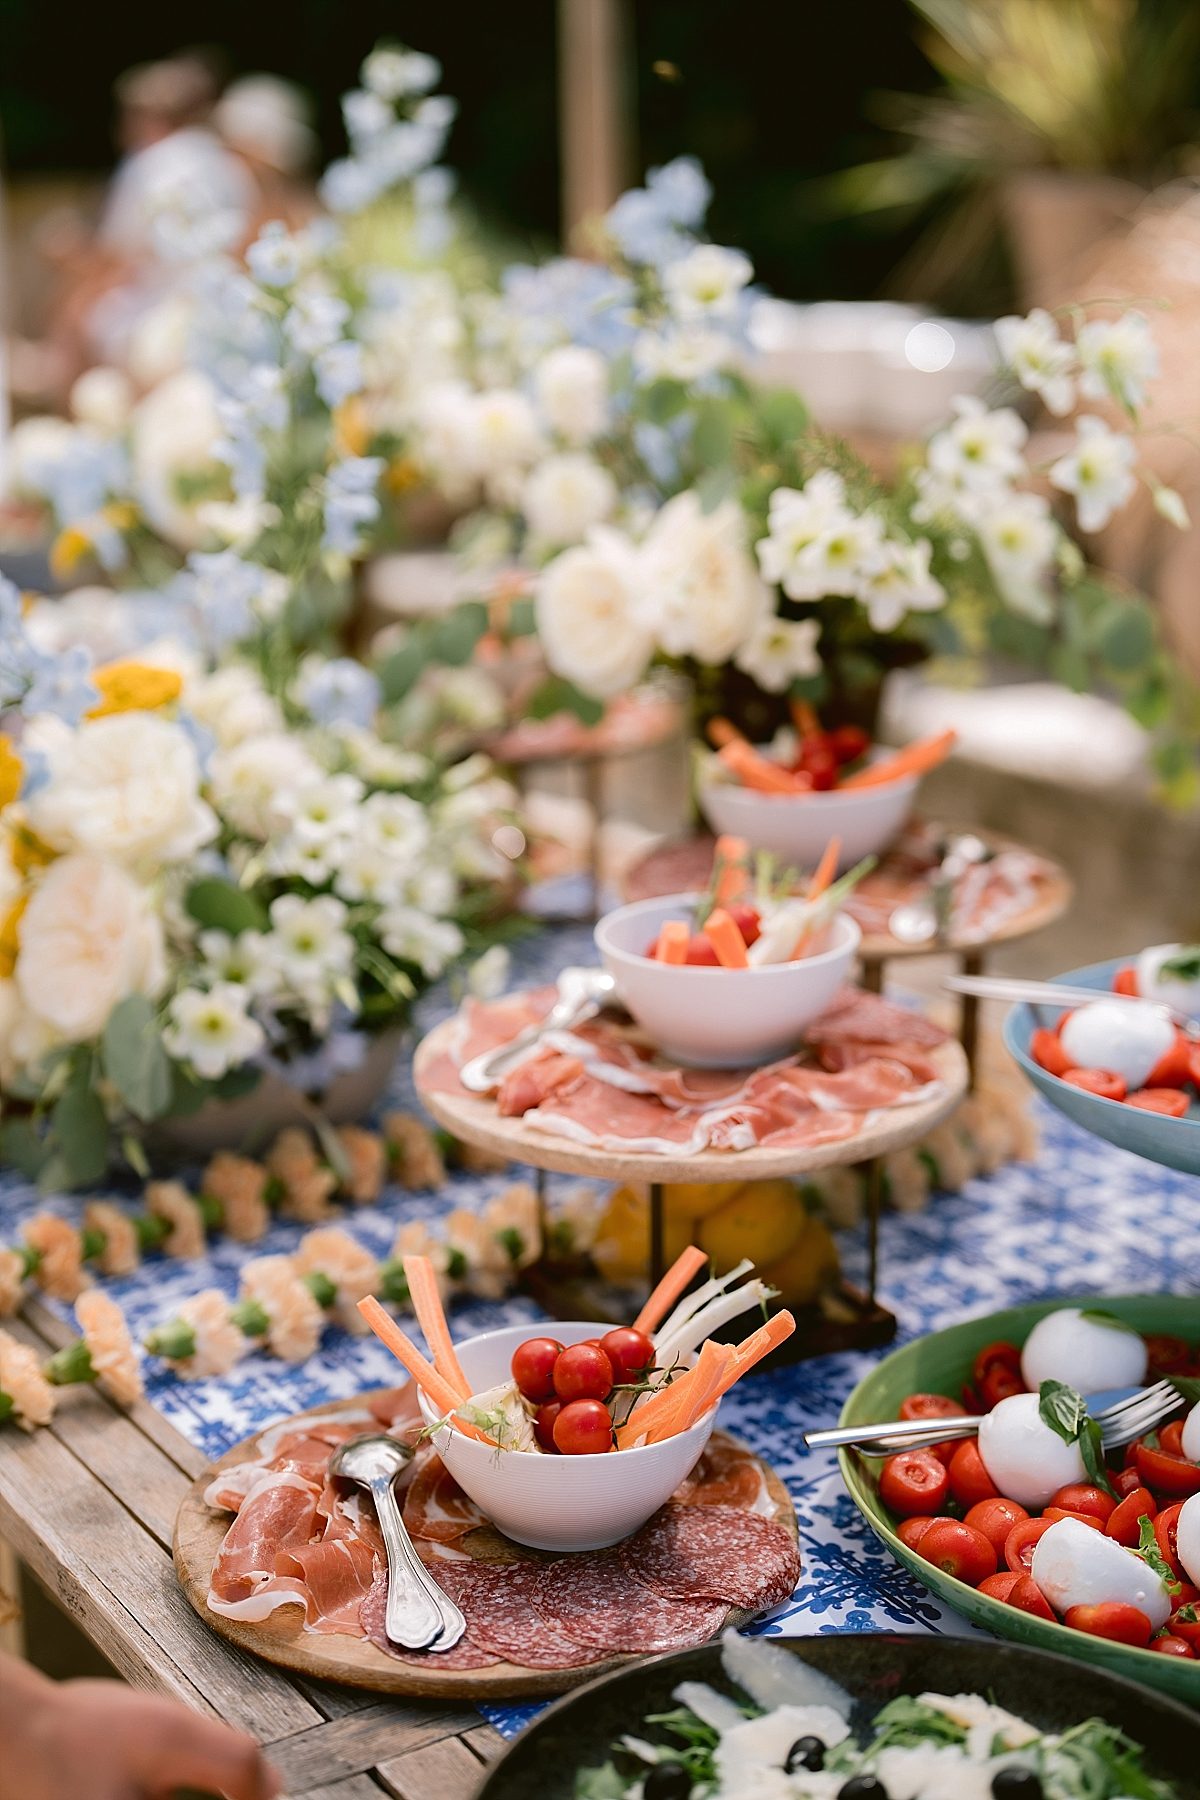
[0,1295,502,1800]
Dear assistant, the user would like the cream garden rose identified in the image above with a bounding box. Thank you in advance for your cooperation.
[639,490,769,665]
[28,714,216,870]
[15,855,166,1042]
[535,527,656,699]
[130,370,224,550]
[207,732,323,838]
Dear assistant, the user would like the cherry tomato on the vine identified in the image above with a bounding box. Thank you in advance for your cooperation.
[553,1342,614,1403]
[552,1398,614,1455]
[598,1328,655,1384]
[511,1336,564,1402]
[879,1449,950,1519]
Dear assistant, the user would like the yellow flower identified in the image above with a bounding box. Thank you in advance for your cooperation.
[87,660,183,719]
[385,454,422,495]
[0,895,27,979]
[332,397,370,457]
[0,738,22,811]
[102,500,139,531]
[49,526,93,580]
[7,822,55,877]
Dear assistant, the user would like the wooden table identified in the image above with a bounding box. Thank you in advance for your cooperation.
[0,1298,501,1800]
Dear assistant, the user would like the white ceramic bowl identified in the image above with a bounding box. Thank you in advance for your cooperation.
[698,770,918,870]
[594,892,861,1068]
[417,1322,715,1552]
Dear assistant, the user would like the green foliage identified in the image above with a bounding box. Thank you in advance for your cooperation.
[185,879,268,936]
[102,996,173,1122]
[525,675,605,726]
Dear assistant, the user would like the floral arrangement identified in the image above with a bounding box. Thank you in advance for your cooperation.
[0,591,519,1189]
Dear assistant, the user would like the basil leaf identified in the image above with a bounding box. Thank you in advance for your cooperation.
[1136,1514,1181,1595]
[1078,1308,1141,1337]
[1169,1374,1200,1406]
[1160,946,1200,982]
[1039,1378,1088,1445]
[1079,1418,1118,1501]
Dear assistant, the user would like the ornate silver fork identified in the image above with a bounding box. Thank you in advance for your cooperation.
[805,1378,1182,1456]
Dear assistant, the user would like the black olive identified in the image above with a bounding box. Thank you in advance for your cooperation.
[837,1779,889,1800]
[644,1763,692,1800]
[785,1734,827,1772]
[992,1771,1044,1799]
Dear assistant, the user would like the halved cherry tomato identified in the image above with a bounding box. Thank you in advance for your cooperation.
[979,1571,1023,1602]
[511,1336,565,1402]
[879,1448,951,1519]
[723,903,762,948]
[979,1363,1026,1409]
[1111,1466,1147,1498]
[1127,1088,1190,1117]
[1043,1506,1104,1531]
[899,1393,968,1464]
[1133,1438,1200,1497]
[965,1497,1030,1554]
[897,1515,937,1550]
[1105,1486,1156,1546]
[1065,1602,1152,1647]
[1150,1634,1195,1657]
[1159,1420,1187,1459]
[1155,1502,1186,1578]
[1169,1603,1200,1650]
[1062,1067,1127,1100]
[972,1341,1022,1385]
[552,1398,614,1455]
[553,1342,614,1403]
[918,1519,998,1586]
[1049,1483,1116,1523]
[1190,1045,1200,1089]
[948,1439,1000,1509]
[684,934,720,966]
[1112,966,1139,996]
[1030,1028,1071,1077]
[1006,1574,1056,1621]
[1147,1031,1194,1088]
[1005,1517,1055,1572]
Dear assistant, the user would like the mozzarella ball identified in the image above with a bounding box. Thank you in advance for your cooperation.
[1019,1309,1148,1397]
[1031,1517,1172,1629]
[1181,1403,1200,1465]
[1136,943,1200,1020]
[1059,1000,1174,1090]
[1176,1493,1200,1588]
[977,1391,1087,1508]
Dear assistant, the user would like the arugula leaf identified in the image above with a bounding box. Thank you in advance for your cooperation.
[1160,946,1200,982]
[1038,1378,1088,1445]
[1078,1308,1141,1337]
[1136,1514,1181,1595]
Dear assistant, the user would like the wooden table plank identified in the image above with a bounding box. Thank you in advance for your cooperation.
[264,1700,480,1789]
[375,1732,491,1800]
[284,1776,388,1800]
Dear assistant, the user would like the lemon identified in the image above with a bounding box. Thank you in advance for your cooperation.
[698,1178,808,1272]
[661,1179,744,1221]
[759,1214,840,1306]
[592,1183,697,1282]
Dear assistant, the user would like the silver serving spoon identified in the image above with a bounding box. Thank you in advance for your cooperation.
[458,966,617,1093]
[330,1435,465,1651]
[888,833,993,945]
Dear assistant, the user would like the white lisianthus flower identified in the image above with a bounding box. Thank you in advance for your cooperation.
[533,345,609,444]
[536,527,656,699]
[994,309,1076,417]
[278,774,365,846]
[15,855,166,1041]
[1049,415,1137,533]
[332,844,406,905]
[412,381,481,501]
[28,715,216,871]
[184,664,283,748]
[756,473,851,596]
[362,45,440,99]
[267,895,355,988]
[69,366,134,434]
[405,862,459,915]
[734,616,823,693]
[521,453,617,547]
[633,324,732,384]
[639,491,770,664]
[378,906,464,979]
[926,396,1028,496]
[197,929,277,996]
[470,389,544,482]
[361,791,431,859]
[1076,311,1158,413]
[163,983,264,1079]
[468,944,512,1000]
[976,492,1060,622]
[858,538,945,633]
[208,734,324,839]
[335,728,430,787]
[663,243,753,321]
[130,370,222,549]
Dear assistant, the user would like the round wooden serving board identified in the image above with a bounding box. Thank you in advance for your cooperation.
[413,1016,968,1185]
[175,1392,797,1701]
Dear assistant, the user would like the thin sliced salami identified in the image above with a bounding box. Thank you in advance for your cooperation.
[402,1452,488,1542]
[458,1561,606,1669]
[359,1570,499,1669]
[673,1435,771,1513]
[535,1552,727,1654]
[623,1505,801,1612]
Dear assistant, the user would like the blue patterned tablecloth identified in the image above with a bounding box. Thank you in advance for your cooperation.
[2,922,1197,1738]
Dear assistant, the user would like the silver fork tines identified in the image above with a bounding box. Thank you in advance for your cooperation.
[804,1378,1182,1456]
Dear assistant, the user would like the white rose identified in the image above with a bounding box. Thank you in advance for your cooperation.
[412,381,480,502]
[469,389,544,481]
[69,366,134,433]
[125,292,193,387]
[207,733,324,839]
[533,345,610,445]
[185,665,284,748]
[28,714,216,871]
[3,415,76,501]
[639,491,769,664]
[663,243,753,321]
[15,855,166,1042]
[130,370,223,549]
[535,528,656,700]
[521,453,617,547]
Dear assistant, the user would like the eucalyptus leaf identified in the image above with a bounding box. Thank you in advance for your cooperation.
[185,878,267,936]
[429,601,489,667]
[376,638,427,704]
[50,1065,109,1188]
[525,675,605,727]
[1093,598,1155,671]
[0,1118,47,1178]
[691,400,735,470]
[102,995,173,1121]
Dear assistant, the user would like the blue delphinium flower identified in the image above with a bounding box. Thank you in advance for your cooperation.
[0,575,36,710]
[646,156,712,229]
[283,291,351,359]
[22,645,99,724]
[297,656,382,728]
[314,339,366,407]
[246,221,303,290]
[322,457,384,555]
[182,550,268,649]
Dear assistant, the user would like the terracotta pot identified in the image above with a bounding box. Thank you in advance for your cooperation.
[1002,169,1146,311]
[149,1027,407,1162]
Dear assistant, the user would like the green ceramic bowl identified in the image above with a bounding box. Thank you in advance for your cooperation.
[839,1293,1200,1705]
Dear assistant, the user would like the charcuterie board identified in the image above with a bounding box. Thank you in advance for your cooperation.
[174,1391,798,1700]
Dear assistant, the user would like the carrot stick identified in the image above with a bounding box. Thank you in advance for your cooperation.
[614,1348,713,1448]
[703,907,750,969]
[706,715,745,749]
[840,729,957,790]
[356,1297,491,1440]
[719,739,807,796]
[404,1254,470,1397]
[713,835,749,906]
[648,1341,735,1441]
[634,1244,708,1336]
[789,699,821,741]
[710,1310,796,1402]
[655,920,689,964]
[808,836,841,901]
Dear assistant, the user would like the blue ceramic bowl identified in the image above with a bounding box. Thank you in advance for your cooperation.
[1003,956,1200,1176]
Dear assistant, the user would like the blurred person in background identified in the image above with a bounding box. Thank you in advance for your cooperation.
[214,75,319,235]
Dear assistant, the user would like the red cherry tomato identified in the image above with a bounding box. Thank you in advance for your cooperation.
[511,1336,565,1402]
[1127,1088,1190,1117]
[1155,1502,1186,1578]
[800,747,839,790]
[948,1439,1000,1509]
[978,1363,1027,1409]
[1168,1603,1200,1650]
[1150,1634,1195,1657]
[1110,1466,1146,1499]
[684,934,720,966]
[1191,1045,1200,1090]
[918,1520,998,1586]
[1105,1486,1157,1546]
[1065,1602,1153,1648]
[723,903,761,948]
[964,1497,1030,1554]
[552,1397,614,1455]
[534,1400,562,1452]
[829,725,871,767]
[1062,1067,1127,1101]
[1007,1575,1057,1621]
[879,1449,951,1519]
[1159,1420,1187,1459]
[1005,1517,1055,1572]
[897,1515,938,1550]
[1042,1506,1104,1531]
[898,1393,968,1464]
[598,1327,655,1384]
[1048,1483,1116,1523]
[1030,1028,1071,1077]
[972,1341,1022,1384]
[1146,1032,1193,1089]
[1133,1438,1200,1497]
[1144,1334,1197,1377]
[979,1571,1022,1602]
[553,1342,614,1403]
[1112,965,1139,996]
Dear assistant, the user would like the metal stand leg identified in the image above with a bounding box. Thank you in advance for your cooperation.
[959,948,984,1088]
[865,1157,883,1303]
[583,756,605,922]
[862,958,884,995]
[535,1167,550,1254]
[649,1182,665,1291]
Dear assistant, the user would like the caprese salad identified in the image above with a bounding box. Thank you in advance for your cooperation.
[703,705,957,798]
[870,1308,1200,1658]
[1029,946,1200,1119]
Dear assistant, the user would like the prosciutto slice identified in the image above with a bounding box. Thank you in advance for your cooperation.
[402,1452,489,1542]
[207,1469,322,1621]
